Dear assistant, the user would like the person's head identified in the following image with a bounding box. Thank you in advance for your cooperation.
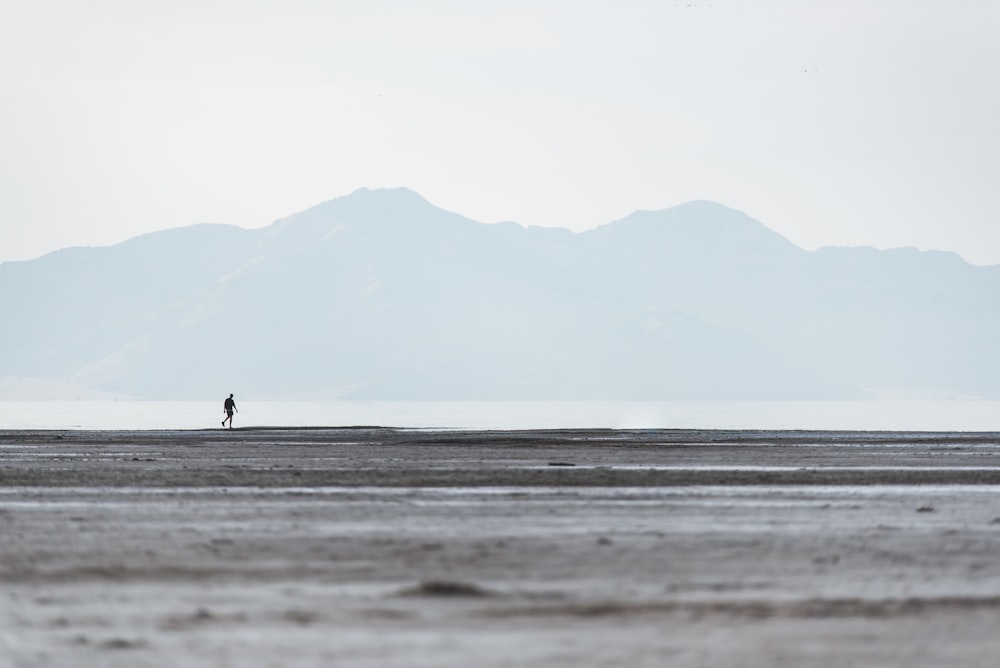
[229,393,233,398]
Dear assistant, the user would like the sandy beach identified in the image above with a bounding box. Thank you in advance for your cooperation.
[3,427,1000,667]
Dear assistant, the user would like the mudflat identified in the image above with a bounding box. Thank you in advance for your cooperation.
[2,427,1000,667]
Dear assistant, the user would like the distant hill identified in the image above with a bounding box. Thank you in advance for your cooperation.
[2,187,998,400]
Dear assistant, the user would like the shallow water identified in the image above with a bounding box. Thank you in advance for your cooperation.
[2,399,1000,431]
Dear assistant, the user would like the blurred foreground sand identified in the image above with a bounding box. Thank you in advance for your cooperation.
[2,428,1000,667]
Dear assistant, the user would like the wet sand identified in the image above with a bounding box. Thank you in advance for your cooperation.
[3,427,1000,667]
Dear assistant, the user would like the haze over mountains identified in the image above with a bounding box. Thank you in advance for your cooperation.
[2,187,998,400]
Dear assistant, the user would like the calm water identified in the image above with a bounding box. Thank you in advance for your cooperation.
[1,400,998,432]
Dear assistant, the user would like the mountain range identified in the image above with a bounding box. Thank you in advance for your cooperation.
[2,187,998,400]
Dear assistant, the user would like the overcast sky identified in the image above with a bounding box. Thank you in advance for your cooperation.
[2,0,998,265]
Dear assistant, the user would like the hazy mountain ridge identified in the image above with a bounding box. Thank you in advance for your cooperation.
[2,187,997,400]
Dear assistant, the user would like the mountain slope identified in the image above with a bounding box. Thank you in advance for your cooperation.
[2,188,997,399]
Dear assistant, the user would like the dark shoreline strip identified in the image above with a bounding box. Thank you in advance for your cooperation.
[5,468,1000,488]
[3,426,1000,442]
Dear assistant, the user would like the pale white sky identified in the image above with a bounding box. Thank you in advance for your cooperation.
[1,0,998,264]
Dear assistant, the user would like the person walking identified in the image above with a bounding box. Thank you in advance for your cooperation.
[222,393,238,428]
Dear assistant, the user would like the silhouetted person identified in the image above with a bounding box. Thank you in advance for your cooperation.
[222,393,237,428]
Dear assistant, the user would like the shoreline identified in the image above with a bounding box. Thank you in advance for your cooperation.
[4,427,1000,488]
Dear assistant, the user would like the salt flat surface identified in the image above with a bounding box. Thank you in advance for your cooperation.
[2,427,1000,667]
